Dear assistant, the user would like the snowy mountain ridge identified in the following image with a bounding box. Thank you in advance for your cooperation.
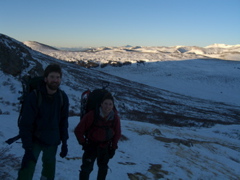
[23,41,240,64]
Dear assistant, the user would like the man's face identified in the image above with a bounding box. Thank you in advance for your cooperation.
[44,72,61,91]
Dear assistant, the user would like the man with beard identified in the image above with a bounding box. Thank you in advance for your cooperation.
[17,64,69,180]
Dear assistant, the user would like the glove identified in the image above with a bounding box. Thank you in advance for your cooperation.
[108,148,116,159]
[60,143,68,158]
[81,142,96,153]
[81,143,87,150]
[81,142,90,151]
[21,149,37,169]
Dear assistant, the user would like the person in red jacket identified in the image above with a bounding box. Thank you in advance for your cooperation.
[74,92,121,180]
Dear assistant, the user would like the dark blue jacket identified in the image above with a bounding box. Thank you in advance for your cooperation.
[19,84,69,150]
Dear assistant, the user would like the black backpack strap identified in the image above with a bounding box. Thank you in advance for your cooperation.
[33,89,42,108]
[59,89,64,108]
[34,89,64,109]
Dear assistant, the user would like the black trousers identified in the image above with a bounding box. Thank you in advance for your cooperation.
[79,145,110,180]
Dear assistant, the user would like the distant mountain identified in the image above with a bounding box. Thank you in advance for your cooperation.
[205,43,240,48]
[57,47,91,52]
[23,41,240,67]
[0,33,239,127]
[23,41,59,52]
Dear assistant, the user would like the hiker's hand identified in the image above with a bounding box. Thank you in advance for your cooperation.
[60,143,68,158]
[81,142,94,152]
[80,143,86,150]
[108,148,116,159]
[21,149,37,169]
[81,142,88,151]
[80,141,89,151]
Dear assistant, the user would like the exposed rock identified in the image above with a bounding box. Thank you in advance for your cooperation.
[0,34,44,77]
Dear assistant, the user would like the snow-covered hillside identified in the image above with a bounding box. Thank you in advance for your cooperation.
[24,41,240,106]
[24,41,240,63]
[0,34,239,179]
[97,58,240,106]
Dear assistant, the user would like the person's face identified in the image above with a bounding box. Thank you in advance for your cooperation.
[101,99,114,116]
[44,72,61,91]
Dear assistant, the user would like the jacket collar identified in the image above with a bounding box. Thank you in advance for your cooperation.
[99,107,114,121]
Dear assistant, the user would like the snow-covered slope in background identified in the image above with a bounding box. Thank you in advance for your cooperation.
[23,41,59,52]
[24,41,240,106]
[97,58,240,106]
[24,41,240,62]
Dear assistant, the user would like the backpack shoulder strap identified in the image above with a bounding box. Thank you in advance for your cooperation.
[59,89,64,108]
[34,89,64,109]
[33,89,42,108]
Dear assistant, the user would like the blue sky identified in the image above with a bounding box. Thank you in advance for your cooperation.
[1,0,240,47]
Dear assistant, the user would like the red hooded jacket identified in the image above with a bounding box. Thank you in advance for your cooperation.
[74,110,121,149]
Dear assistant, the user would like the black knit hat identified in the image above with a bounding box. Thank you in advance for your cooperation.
[44,64,62,78]
[101,92,114,104]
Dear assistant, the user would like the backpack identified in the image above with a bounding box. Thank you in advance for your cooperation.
[5,75,63,145]
[80,81,117,142]
[80,81,111,120]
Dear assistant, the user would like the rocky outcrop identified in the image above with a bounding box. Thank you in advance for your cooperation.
[0,34,43,77]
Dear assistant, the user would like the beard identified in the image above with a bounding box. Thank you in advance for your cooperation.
[46,81,60,91]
